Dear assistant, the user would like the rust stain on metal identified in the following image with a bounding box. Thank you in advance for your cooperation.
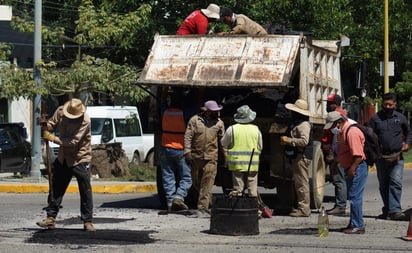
[151,65,189,81]
[140,35,302,86]
[195,65,235,81]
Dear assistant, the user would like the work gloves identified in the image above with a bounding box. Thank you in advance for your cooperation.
[280,136,292,145]
[42,131,56,142]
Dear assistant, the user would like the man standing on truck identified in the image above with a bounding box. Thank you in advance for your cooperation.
[221,105,262,197]
[280,99,313,217]
[184,100,225,215]
[176,3,220,35]
[37,98,95,232]
[218,8,267,35]
[160,94,192,212]
[369,93,412,220]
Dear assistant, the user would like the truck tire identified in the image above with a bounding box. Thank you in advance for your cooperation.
[131,152,140,166]
[156,165,167,210]
[309,141,325,210]
[145,150,154,166]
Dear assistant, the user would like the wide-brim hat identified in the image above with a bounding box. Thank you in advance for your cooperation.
[63,98,86,119]
[324,111,343,129]
[201,100,223,111]
[201,3,220,20]
[285,99,311,117]
[234,105,256,124]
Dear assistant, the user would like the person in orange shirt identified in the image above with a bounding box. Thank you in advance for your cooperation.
[161,93,192,212]
[324,111,367,234]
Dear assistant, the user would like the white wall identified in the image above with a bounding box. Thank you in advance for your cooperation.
[9,97,31,140]
[0,5,12,21]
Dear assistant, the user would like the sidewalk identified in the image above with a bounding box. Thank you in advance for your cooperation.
[1,163,411,194]
[0,174,156,194]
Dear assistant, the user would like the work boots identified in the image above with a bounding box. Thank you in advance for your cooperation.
[84,221,96,232]
[36,217,56,229]
[171,198,188,211]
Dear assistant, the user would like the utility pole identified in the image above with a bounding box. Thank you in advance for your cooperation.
[384,0,389,93]
[29,0,42,180]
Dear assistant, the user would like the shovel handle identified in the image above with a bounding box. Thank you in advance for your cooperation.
[45,140,54,204]
[242,148,255,196]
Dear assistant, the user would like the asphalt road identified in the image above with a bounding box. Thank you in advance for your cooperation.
[0,169,411,253]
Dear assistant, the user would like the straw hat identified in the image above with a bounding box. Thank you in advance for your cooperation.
[201,3,220,20]
[234,105,256,124]
[63,98,86,119]
[285,99,311,116]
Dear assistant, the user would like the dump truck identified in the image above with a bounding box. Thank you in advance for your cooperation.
[139,33,345,210]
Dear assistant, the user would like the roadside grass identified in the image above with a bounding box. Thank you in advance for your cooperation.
[93,163,156,182]
[403,151,412,163]
[7,151,412,181]
[4,163,157,181]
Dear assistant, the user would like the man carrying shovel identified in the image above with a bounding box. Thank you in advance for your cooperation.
[36,98,95,232]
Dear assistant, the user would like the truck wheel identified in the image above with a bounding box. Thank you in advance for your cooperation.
[156,165,167,210]
[145,150,154,166]
[309,141,325,210]
[131,152,140,166]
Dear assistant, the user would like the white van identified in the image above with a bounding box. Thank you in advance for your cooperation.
[48,106,154,165]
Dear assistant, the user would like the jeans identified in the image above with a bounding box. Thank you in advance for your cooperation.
[160,147,192,207]
[333,163,347,209]
[376,159,404,214]
[46,160,93,221]
[345,161,368,229]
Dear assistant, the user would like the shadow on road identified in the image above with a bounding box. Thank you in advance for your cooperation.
[100,194,161,209]
[27,228,157,245]
[269,227,316,236]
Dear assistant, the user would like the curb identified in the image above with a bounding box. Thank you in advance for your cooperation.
[0,181,157,194]
[1,163,411,194]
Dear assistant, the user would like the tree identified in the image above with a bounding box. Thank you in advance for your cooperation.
[1,0,153,103]
[393,72,412,116]
[2,0,412,110]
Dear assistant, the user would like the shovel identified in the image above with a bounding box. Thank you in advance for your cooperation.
[243,149,272,218]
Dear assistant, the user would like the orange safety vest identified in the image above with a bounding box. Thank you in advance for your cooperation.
[162,108,186,149]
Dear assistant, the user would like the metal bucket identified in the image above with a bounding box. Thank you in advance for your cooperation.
[209,195,259,236]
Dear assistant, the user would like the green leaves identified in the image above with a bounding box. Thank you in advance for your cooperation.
[75,0,152,48]
[0,55,147,103]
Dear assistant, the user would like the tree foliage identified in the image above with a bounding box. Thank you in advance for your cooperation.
[2,0,412,109]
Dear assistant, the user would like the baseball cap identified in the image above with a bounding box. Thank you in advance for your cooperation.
[326,94,342,104]
[324,111,343,129]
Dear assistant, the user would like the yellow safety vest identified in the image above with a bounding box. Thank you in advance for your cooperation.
[227,124,260,172]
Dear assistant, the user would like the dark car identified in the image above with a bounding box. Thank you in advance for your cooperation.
[0,124,31,175]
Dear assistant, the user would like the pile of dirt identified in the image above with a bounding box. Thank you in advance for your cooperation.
[91,143,130,178]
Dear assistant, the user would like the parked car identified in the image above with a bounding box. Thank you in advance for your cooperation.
[0,123,31,175]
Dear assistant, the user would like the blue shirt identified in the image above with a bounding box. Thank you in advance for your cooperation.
[369,110,412,154]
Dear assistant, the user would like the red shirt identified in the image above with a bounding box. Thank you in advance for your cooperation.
[176,10,209,35]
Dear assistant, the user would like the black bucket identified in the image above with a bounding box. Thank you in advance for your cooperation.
[209,195,259,236]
